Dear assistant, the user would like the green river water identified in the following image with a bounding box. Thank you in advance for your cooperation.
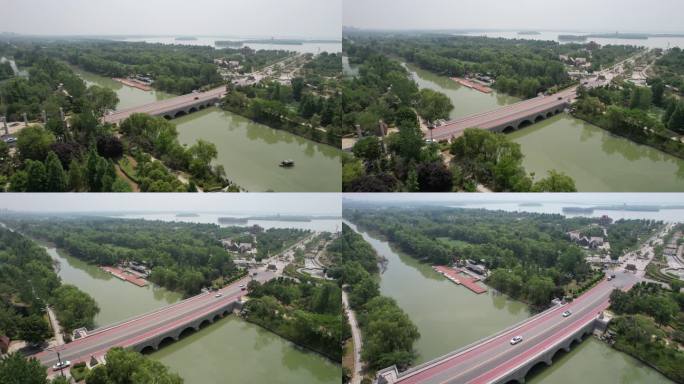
[406,63,684,192]
[74,67,342,192]
[42,232,341,383]
[345,221,673,384]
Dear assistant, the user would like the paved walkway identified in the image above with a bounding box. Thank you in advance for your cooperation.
[342,288,363,384]
[46,307,65,347]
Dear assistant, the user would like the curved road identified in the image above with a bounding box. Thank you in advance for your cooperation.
[393,272,637,384]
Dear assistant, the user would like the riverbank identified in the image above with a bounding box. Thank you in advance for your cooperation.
[405,63,684,191]
[572,110,684,160]
[345,219,675,384]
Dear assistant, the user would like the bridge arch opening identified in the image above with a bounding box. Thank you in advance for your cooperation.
[503,126,515,134]
[546,112,553,118]
[503,380,522,384]
[517,120,533,129]
[524,360,552,383]
[213,314,221,322]
[174,110,187,118]
[223,310,230,317]
[555,109,561,114]
[551,346,571,363]
[178,326,197,340]
[163,115,172,120]
[534,115,544,123]
[140,345,156,355]
[199,319,212,329]
[158,336,177,349]
[189,107,198,113]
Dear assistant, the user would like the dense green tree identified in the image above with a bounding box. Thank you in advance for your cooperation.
[629,86,652,110]
[85,347,183,384]
[532,170,577,192]
[416,161,453,192]
[17,126,55,162]
[19,315,52,345]
[51,284,99,333]
[668,101,684,133]
[84,86,119,117]
[416,88,453,123]
[45,151,68,192]
[25,160,47,192]
[0,353,48,384]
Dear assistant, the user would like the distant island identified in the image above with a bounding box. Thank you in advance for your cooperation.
[558,34,588,41]
[215,40,244,47]
[563,205,662,214]
[176,213,200,217]
[216,214,339,224]
[217,217,249,224]
[175,36,198,41]
[585,32,648,40]
[562,207,594,214]
[519,202,543,207]
[518,31,541,35]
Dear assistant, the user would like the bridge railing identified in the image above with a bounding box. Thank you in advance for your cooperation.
[393,299,564,381]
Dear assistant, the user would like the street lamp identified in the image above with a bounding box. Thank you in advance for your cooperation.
[56,351,65,377]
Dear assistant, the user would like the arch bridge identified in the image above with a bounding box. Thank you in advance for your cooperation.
[430,88,576,142]
[103,86,227,125]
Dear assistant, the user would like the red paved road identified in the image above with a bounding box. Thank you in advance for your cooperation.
[34,272,268,370]
[430,88,576,141]
[393,272,636,384]
[103,86,227,124]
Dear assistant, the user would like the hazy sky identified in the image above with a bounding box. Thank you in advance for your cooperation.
[344,193,684,206]
[0,0,340,38]
[0,194,340,215]
[344,0,684,33]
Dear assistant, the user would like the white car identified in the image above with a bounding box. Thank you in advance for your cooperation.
[52,361,71,371]
[214,293,223,298]
[510,336,523,345]
[239,284,245,288]
[562,310,572,317]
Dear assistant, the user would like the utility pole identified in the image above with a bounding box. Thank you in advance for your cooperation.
[56,351,65,377]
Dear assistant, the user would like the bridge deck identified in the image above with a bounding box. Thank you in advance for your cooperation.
[389,273,635,384]
[103,86,227,124]
[34,275,250,369]
[430,88,576,141]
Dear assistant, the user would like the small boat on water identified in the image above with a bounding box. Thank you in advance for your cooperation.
[279,159,295,167]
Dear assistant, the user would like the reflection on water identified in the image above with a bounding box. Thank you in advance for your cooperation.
[151,316,341,384]
[174,108,342,192]
[344,220,674,383]
[41,235,341,383]
[405,63,519,120]
[405,62,684,192]
[508,114,684,191]
[44,246,182,327]
[344,221,530,364]
[527,338,672,384]
[71,67,174,110]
